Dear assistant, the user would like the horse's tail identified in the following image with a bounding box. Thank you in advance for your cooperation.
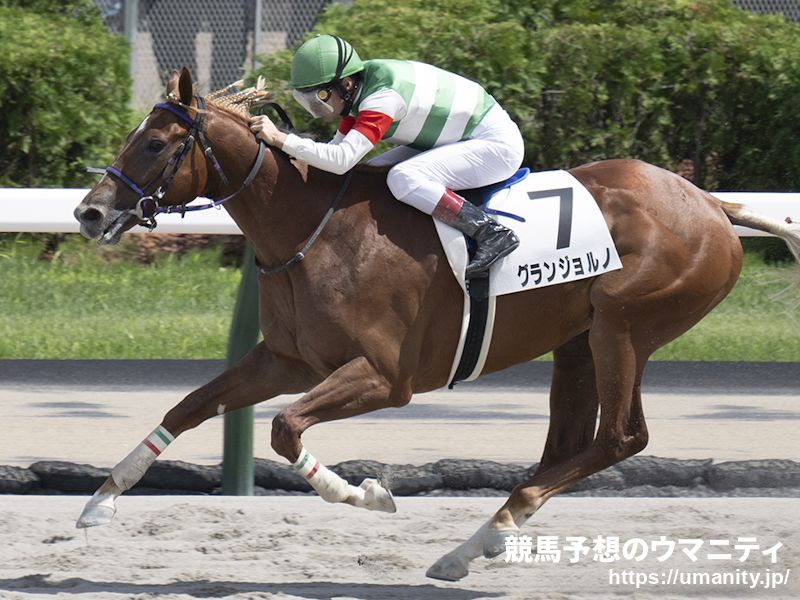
[714,197,800,264]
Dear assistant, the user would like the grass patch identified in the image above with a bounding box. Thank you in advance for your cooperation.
[0,235,798,360]
[652,253,800,360]
[0,235,240,359]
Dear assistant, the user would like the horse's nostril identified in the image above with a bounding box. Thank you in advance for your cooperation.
[81,208,103,222]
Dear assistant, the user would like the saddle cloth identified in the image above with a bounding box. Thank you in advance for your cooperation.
[435,169,623,385]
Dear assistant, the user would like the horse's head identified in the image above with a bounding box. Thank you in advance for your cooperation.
[75,68,220,244]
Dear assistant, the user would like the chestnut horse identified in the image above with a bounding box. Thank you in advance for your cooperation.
[74,69,799,581]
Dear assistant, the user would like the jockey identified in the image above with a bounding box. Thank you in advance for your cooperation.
[249,34,524,278]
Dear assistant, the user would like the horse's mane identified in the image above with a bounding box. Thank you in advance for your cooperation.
[205,77,271,122]
[202,80,394,190]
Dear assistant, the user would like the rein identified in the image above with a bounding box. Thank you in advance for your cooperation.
[255,170,353,275]
[100,96,350,275]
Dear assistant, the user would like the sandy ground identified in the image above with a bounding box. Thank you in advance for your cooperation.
[1,365,798,598]
[1,387,798,468]
[0,496,796,599]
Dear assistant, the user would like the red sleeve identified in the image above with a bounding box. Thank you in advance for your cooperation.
[337,115,356,135]
[351,110,393,145]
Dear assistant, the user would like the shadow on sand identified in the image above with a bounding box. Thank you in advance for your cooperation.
[0,574,503,599]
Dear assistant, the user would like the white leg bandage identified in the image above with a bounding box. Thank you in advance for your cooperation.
[427,518,520,580]
[111,425,174,491]
[293,447,351,503]
[291,447,396,512]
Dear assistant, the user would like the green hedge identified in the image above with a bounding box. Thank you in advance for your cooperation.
[0,1,133,187]
[251,0,800,192]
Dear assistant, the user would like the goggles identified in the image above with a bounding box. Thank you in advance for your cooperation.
[293,86,336,119]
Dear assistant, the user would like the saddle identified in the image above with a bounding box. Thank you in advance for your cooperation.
[460,168,531,208]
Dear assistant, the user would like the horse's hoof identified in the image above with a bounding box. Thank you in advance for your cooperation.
[483,528,519,558]
[75,492,117,528]
[360,478,397,513]
[426,552,470,581]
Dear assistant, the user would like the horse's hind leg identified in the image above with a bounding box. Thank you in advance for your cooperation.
[501,319,649,534]
[537,330,599,472]
[76,342,317,528]
[427,318,649,581]
[425,331,601,581]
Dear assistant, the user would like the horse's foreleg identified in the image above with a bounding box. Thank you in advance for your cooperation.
[75,425,174,528]
[270,356,405,513]
[76,342,317,528]
[428,322,648,581]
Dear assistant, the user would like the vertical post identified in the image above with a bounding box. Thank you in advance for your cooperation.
[221,242,260,495]
[252,0,262,70]
[123,0,138,83]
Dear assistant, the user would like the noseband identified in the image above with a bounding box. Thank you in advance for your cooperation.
[103,97,266,230]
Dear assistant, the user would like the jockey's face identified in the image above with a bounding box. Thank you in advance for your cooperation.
[293,77,354,122]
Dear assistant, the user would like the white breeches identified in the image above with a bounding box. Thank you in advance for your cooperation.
[369,104,525,215]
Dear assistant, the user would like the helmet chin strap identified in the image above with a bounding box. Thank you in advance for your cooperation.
[336,78,359,117]
[331,36,358,116]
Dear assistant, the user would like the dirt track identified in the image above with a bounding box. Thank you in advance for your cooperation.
[0,496,797,599]
[1,361,797,598]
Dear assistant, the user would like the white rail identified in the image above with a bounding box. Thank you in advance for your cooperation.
[0,189,240,234]
[0,188,798,237]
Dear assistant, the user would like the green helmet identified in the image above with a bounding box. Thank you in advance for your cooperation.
[290,35,364,89]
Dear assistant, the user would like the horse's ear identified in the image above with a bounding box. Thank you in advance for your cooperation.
[178,66,193,105]
[166,69,181,100]
[166,67,193,105]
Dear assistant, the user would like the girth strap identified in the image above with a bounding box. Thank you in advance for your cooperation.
[448,277,491,388]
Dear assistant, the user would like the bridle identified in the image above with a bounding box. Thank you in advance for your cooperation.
[99,96,352,275]
[103,96,266,231]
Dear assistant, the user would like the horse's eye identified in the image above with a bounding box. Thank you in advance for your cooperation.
[147,139,166,154]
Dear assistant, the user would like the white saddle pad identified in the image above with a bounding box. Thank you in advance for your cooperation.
[434,169,623,385]
[434,169,623,297]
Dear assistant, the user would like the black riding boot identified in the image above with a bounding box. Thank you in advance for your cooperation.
[434,190,520,278]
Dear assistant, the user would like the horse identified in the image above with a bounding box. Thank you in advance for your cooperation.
[73,68,800,581]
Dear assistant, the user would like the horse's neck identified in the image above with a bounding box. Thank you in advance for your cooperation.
[220,142,354,268]
[203,109,399,269]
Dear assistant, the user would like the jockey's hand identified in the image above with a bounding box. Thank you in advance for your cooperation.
[249,115,286,148]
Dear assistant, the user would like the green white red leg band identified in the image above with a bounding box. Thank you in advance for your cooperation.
[111,425,174,491]
[290,447,397,512]
[143,425,173,456]
[292,447,350,503]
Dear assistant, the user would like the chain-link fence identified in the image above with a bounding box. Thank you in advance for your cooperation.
[733,0,800,22]
[97,1,799,109]
[95,0,341,108]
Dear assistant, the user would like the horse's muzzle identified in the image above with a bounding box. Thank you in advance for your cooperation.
[74,196,137,245]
